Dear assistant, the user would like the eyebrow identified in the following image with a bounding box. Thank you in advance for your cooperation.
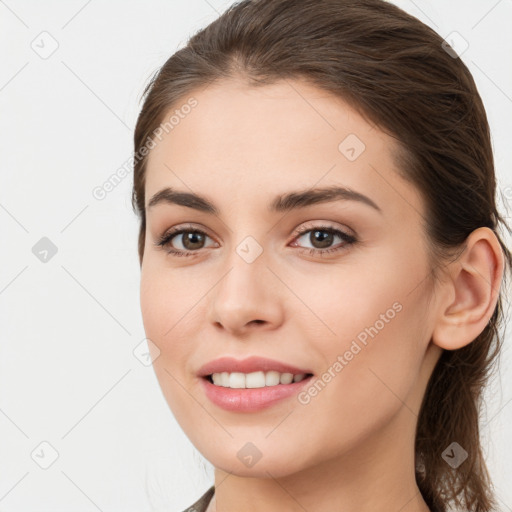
[146,185,382,215]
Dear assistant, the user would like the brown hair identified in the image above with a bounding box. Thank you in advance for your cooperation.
[131,1,512,510]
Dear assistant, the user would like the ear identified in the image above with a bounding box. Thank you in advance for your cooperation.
[432,227,505,350]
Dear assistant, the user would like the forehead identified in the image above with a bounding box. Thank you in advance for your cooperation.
[143,78,423,220]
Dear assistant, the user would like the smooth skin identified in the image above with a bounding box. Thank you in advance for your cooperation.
[139,78,504,512]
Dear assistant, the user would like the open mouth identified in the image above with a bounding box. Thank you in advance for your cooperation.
[204,371,314,388]
[199,369,315,412]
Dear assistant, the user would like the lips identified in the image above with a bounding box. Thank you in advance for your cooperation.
[197,355,314,377]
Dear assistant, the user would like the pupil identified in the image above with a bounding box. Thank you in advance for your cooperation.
[184,232,204,250]
[312,230,332,249]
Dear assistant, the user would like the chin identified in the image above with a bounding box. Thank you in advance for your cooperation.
[193,436,316,479]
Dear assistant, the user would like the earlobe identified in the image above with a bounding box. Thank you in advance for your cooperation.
[431,227,504,351]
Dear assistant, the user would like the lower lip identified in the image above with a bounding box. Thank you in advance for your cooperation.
[199,375,314,412]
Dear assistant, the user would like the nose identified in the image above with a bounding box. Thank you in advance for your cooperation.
[207,250,285,336]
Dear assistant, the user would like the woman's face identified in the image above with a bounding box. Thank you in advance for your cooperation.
[140,78,442,478]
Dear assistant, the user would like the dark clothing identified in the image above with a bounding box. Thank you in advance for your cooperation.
[182,485,215,512]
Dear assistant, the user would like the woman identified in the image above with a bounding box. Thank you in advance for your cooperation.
[131,0,512,510]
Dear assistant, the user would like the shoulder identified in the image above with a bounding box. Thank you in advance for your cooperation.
[181,485,215,512]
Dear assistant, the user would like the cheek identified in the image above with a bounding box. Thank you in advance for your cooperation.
[140,267,166,342]
[139,265,200,420]
[304,243,431,404]
[288,289,430,467]
[286,248,424,346]
[140,258,200,338]
[140,260,210,386]
[140,264,187,386]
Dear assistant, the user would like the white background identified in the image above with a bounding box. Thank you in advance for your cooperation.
[1,1,511,511]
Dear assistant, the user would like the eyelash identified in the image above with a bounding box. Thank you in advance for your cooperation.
[154,222,357,258]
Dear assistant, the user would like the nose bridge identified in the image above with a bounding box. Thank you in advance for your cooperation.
[218,233,268,306]
[207,228,284,332]
[220,208,270,285]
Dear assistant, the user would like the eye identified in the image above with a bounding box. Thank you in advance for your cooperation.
[154,224,218,257]
[290,223,357,256]
[154,222,358,258]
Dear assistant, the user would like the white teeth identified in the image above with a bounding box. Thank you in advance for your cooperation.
[210,371,310,388]
[229,372,246,388]
[265,370,280,386]
[280,372,294,384]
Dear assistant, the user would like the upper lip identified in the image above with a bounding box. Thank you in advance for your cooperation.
[197,356,314,377]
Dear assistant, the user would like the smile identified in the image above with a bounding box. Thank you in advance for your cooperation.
[200,373,314,412]
[207,370,312,388]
